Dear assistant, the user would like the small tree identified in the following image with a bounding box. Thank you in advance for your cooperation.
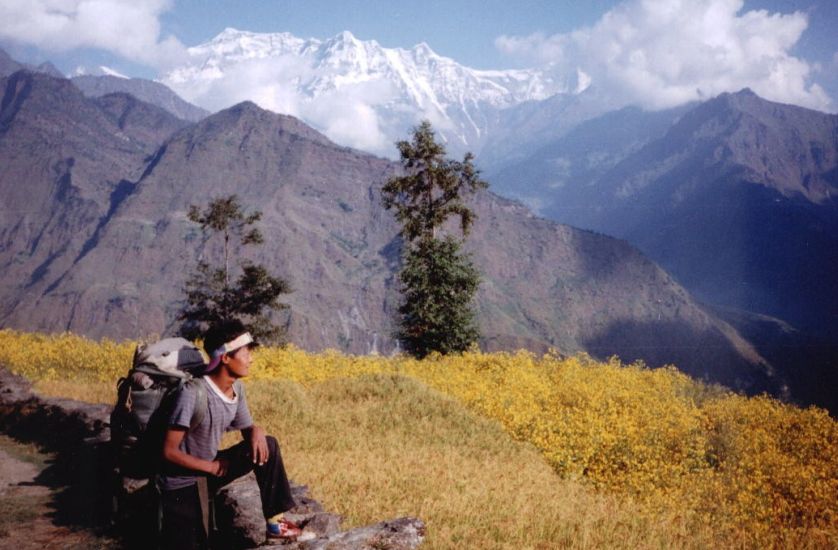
[382,120,487,357]
[178,195,291,343]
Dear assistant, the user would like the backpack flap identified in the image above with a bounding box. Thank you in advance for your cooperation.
[133,337,207,378]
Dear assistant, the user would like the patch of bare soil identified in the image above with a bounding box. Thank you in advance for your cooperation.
[0,435,118,549]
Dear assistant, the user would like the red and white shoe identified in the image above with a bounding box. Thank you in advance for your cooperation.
[266,517,302,540]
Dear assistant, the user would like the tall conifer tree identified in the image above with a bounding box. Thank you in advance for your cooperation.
[382,121,487,357]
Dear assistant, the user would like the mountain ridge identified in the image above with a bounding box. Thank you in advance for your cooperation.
[0,47,63,79]
[589,89,838,333]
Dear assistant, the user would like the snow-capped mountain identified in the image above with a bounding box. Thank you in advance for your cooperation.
[73,65,130,79]
[162,28,580,157]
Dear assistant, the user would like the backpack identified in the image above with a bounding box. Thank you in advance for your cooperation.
[109,337,209,542]
[111,337,208,481]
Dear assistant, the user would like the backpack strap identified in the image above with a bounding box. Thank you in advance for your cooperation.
[184,377,239,431]
[196,477,210,536]
[186,378,208,430]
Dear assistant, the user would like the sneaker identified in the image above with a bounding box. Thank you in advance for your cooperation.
[267,517,302,540]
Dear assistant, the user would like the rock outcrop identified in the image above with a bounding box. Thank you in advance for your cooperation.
[278,517,426,550]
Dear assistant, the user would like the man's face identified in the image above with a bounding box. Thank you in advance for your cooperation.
[224,344,253,378]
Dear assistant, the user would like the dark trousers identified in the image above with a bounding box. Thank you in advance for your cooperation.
[160,435,295,550]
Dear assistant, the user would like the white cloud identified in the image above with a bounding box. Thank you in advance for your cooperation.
[495,32,569,66]
[496,0,832,112]
[0,0,185,69]
[301,80,395,154]
[165,55,398,155]
[515,194,547,215]
[173,56,308,115]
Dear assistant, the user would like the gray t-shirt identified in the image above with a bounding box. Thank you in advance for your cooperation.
[159,376,254,491]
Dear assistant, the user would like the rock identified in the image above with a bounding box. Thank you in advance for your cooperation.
[214,477,345,548]
[270,517,425,550]
[280,485,342,542]
[0,366,111,445]
[285,512,342,539]
[290,484,326,514]
[0,367,33,401]
[214,472,268,548]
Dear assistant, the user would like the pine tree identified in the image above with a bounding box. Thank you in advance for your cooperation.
[178,195,291,343]
[382,120,487,357]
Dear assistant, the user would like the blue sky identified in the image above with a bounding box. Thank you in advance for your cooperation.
[160,0,620,69]
[1,0,836,111]
[159,0,837,69]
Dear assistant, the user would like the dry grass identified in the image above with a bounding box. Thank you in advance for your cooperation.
[0,493,50,538]
[0,434,51,468]
[246,374,727,549]
[0,435,119,548]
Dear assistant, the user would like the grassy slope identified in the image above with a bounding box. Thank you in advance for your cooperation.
[35,374,720,549]
[250,374,723,549]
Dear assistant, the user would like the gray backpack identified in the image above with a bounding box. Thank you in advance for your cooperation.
[110,337,208,481]
[110,338,212,542]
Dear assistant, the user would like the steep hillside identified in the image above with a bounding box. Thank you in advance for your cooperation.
[591,90,838,337]
[493,90,838,336]
[0,89,776,393]
[0,71,186,326]
[93,93,191,151]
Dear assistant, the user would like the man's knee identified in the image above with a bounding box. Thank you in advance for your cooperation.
[266,435,278,454]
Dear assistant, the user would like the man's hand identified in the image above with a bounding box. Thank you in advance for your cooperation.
[209,457,230,477]
[164,427,224,476]
[246,425,270,465]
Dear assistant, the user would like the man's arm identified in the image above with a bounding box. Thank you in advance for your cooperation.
[241,424,269,465]
[231,382,266,465]
[163,427,228,476]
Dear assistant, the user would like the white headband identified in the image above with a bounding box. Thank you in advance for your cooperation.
[206,332,255,372]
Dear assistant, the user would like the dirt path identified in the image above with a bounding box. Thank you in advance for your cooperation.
[0,435,117,549]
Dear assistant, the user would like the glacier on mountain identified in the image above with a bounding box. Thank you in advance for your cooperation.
[161,28,582,157]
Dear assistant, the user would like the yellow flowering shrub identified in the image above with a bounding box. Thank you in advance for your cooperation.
[0,329,835,547]
[0,330,133,383]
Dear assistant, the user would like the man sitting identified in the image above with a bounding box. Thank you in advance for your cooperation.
[159,319,303,548]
